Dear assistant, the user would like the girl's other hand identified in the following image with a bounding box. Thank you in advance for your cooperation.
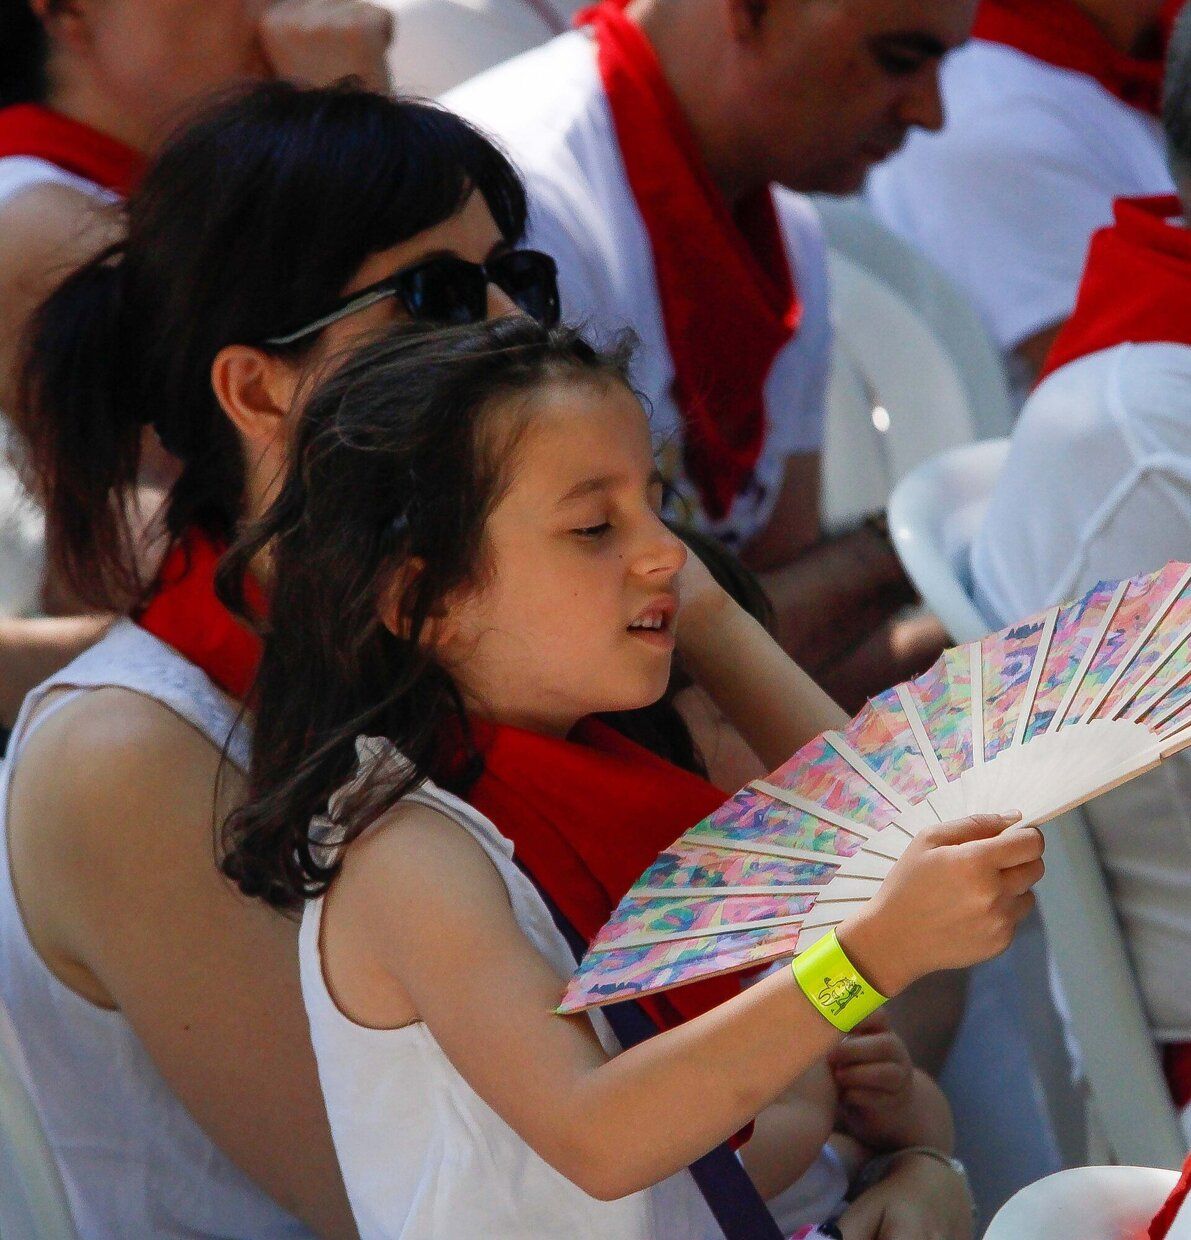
[259,0,394,93]
[839,813,1044,997]
[829,1013,917,1151]
[838,1151,973,1240]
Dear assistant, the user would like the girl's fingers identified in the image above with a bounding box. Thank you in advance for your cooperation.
[833,1062,909,1093]
[979,823,1045,868]
[829,1031,905,1067]
[1001,856,1045,896]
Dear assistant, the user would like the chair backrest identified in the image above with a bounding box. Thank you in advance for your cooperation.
[889,442,1188,1171]
[814,197,1014,530]
[0,999,77,1239]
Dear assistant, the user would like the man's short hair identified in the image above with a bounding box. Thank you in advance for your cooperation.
[1165,3,1191,183]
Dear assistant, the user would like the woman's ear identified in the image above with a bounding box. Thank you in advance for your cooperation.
[210,345,300,456]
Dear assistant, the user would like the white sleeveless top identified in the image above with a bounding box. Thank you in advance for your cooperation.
[300,735,723,1240]
[0,620,311,1238]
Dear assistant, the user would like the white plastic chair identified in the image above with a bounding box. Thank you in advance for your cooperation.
[0,999,76,1239]
[813,197,1014,531]
[889,441,1188,1172]
[983,1166,1181,1240]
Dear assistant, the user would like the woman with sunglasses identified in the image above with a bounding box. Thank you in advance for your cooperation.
[4,81,557,1239]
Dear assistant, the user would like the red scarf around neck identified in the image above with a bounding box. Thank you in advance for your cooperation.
[576,1,801,523]
[137,528,741,1029]
[972,0,1184,117]
[1148,1154,1191,1238]
[0,103,144,197]
[1039,195,1191,380]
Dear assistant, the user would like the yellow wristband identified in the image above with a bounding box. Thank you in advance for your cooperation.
[791,929,887,1032]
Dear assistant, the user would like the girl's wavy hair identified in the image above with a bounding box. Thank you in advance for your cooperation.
[16,79,527,608]
[221,316,707,909]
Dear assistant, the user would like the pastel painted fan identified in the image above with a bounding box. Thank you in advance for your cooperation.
[559,562,1191,1014]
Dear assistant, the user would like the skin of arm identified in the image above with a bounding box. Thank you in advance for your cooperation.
[322,800,1042,1202]
[739,1061,838,1201]
[6,688,357,1238]
[739,454,947,711]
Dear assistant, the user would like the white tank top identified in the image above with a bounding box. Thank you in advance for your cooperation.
[0,620,312,1238]
[300,735,723,1240]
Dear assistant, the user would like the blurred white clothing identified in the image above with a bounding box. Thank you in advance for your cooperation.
[867,41,1173,394]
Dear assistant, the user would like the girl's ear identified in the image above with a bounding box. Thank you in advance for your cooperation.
[210,345,300,454]
[379,557,429,642]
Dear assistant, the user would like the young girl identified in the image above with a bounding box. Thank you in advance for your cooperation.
[224,317,1045,1238]
[8,83,558,1238]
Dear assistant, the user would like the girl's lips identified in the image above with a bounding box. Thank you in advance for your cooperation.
[626,625,676,651]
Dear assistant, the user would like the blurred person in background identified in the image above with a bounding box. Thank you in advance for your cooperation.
[971,0,1191,1134]
[447,0,975,718]
[0,0,393,723]
[869,0,1183,401]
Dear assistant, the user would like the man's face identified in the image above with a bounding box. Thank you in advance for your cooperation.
[735,0,976,194]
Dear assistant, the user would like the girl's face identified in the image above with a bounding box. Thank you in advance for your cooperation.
[436,376,687,737]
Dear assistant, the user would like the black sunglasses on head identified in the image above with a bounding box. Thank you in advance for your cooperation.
[264,249,561,347]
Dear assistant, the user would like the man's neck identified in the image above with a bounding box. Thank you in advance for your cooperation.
[628,0,760,206]
[1071,0,1166,57]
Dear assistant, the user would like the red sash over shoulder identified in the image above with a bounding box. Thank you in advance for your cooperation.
[972,0,1183,118]
[0,103,143,196]
[138,529,741,1030]
[1040,195,1191,380]
[1148,1153,1191,1238]
[576,1,800,523]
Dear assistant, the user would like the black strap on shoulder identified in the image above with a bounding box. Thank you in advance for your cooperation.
[531,879,783,1240]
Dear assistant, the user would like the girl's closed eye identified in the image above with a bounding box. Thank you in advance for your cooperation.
[573,521,612,539]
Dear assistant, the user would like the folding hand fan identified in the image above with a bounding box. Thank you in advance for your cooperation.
[559,562,1191,1014]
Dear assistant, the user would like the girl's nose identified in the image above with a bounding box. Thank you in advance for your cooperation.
[635,517,688,579]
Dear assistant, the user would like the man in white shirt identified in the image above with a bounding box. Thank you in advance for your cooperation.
[448,0,976,711]
[868,0,1177,398]
[971,2,1191,1125]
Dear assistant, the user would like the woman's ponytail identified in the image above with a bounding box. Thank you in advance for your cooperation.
[16,244,149,607]
[2,2,50,106]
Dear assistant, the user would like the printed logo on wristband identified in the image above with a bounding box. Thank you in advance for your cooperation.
[791,930,887,1032]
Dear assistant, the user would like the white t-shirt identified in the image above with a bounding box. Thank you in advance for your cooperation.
[446,30,832,550]
[867,42,1173,379]
[381,0,584,98]
[970,342,1191,1041]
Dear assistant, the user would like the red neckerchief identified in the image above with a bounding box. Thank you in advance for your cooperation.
[1148,1152,1191,1238]
[465,715,744,1030]
[971,0,1184,118]
[135,529,264,700]
[576,1,801,522]
[136,526,742,1033]
[0,103,144,196]
[1039,195,1191,381]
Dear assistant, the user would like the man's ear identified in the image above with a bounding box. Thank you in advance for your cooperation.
[32,0,87,49]
[726,0,771,42]
[210,345,298,456]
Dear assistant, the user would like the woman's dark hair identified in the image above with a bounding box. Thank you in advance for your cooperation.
[221,317,651,908]
[2,1,49,105]
[16,80,527,607]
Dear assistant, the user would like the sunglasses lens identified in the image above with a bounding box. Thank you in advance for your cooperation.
[401,258,488,325]
[490,252,561,327]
